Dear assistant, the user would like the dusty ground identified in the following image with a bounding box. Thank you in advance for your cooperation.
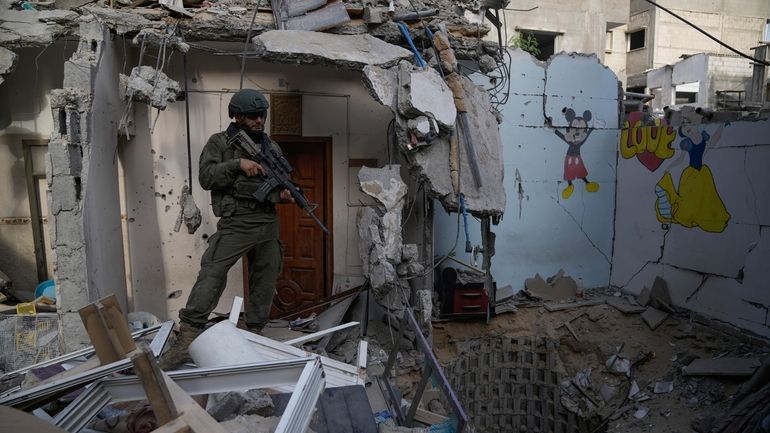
[431,297,770,433]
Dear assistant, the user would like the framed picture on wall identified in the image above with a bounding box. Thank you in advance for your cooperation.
[270,94,302,136]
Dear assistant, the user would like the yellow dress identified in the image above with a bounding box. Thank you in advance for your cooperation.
[654,129,730,233]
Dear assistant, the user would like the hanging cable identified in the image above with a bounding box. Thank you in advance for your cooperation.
[397,22,426,68]
[240,0,264,89]
[183,52,193,193]
[643,0,769,66]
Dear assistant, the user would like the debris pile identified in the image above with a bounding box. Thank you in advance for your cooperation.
[433,283,770,433]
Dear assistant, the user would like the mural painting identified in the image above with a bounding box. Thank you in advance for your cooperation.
[554,108,600,199]
[654,123,730,233]
[620,111,676,171]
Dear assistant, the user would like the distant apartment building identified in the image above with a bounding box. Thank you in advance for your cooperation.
[619,0,770,109]
[499,0,629,65]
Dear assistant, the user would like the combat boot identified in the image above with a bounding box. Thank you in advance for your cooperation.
[158,322,200,370]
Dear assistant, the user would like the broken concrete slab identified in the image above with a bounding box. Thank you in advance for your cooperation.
[650,276,674,312]
[252,30,412,71]
[637,286,651,306]
[81,7,157,36]
[133,28,190,53]
[120,66,182,110]
[284,2,351,31]
[605,297,646,314]
[408,74,505,216]
[0,9,79,48]
[397,63,456,130]
[641,306,668,330]
[0,47,17,86]
[524,272,576,301]
[682,358,760,377]
[361,65,397,109]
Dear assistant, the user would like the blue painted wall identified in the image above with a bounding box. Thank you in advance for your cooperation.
[434,50,620,291]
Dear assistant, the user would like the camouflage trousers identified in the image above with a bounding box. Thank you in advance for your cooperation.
[179,214,283,330]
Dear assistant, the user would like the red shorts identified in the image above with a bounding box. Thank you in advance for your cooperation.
[564,155,588,181]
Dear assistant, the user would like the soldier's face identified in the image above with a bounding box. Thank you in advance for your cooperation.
[235,112,266,133]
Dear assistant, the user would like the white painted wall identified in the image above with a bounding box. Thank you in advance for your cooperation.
[123,49,392,320]
[0,43,74,294]
[434,50,620,291]
[612,117,770,337]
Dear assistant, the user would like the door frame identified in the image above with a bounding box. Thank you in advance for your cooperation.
[23,139,50,283]
[241,135,334,312]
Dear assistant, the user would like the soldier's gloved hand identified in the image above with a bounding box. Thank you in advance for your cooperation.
[239,159,265,177]
[280,189,295,203]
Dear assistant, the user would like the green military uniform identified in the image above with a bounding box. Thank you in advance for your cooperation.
[179,123,284,331]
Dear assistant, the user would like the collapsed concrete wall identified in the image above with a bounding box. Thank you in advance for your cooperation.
[611,110,770,337]
[47,18,127,350]
[435,50,621,292]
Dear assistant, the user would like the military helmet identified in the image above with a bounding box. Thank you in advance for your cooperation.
[228,89,269,118]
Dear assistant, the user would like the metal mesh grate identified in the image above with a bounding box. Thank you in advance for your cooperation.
[0,314,61,372]
[447,336,596,433]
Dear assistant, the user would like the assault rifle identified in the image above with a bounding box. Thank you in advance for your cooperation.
[228,129,329,235]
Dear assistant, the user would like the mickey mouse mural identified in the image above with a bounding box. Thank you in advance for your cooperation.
[553,107,600,199]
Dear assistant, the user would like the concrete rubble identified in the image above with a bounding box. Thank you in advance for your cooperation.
[252,30,413,71]
[356,165,426,306]
[120,66,182,110]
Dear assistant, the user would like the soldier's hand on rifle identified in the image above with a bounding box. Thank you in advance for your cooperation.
[279,189,295,203]
[239,159,265,177]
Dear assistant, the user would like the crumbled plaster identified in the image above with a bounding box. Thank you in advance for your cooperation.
[120,66,182,110]
[252,30,413,71]
[356,166,425,319]
[358,165,408,264]
[361,65,397,110]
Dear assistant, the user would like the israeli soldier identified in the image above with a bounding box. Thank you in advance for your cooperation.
[160,89,291,369]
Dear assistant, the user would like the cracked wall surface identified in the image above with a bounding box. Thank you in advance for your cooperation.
[611,113,770,337]
[434,49,620,291]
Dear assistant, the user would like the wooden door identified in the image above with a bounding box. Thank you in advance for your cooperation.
[271,138,331,318]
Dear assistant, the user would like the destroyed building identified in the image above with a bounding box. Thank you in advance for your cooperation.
[2,0,770,432]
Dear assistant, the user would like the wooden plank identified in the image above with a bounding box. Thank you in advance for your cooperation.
[0,406,70,433]
[78,295,136,364]
[131,348,179,424]
[683,358,761,377]
[414,408,448,426]
[285,2,350,31]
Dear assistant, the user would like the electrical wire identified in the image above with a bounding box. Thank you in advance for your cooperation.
[643,0,769,66]
[240,0,264,89]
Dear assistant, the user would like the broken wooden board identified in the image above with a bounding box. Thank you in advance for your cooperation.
[543,298,605,312]
[606,297,646,314]
[683,358,761,377]
[641,306,668,330]
[0,406,69,433]
[79,295,136,365]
